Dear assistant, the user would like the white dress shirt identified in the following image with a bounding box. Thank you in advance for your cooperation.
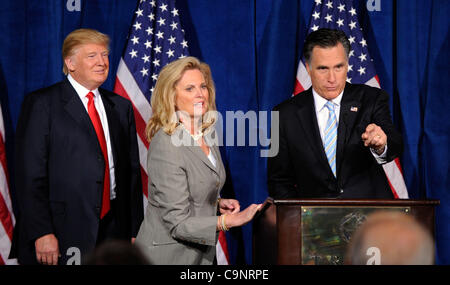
[207,149,216,168]
[67,74,116,199]
[313,89,343,144]
[312,88,387,164]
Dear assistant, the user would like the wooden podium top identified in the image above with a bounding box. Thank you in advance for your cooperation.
[272,198,440,206]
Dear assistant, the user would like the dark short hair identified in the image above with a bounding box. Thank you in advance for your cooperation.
[303,28,351,64]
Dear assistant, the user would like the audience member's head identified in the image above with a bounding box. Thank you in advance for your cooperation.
[345,211,434,265]
[83,240,150,265]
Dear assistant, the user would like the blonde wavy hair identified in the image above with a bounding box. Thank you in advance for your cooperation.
[145,56,217,142]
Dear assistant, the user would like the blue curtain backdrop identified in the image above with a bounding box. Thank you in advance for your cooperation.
[0,0,448,264]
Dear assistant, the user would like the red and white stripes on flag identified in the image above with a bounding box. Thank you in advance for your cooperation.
[113,0,230,264]
[294,60,408,200]
[114,60,151,210]
[216,229,230,265]
[362,78,408,199]
[0,105,17,265]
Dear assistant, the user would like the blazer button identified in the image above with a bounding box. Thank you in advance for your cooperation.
[340,189,344,194]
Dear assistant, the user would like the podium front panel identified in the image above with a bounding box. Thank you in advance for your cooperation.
[253,199,438,265]
[300,206,410,265]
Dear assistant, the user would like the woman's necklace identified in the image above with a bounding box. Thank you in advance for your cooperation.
[180,123,203,141]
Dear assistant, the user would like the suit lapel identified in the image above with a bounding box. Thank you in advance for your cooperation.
[336,83,361,176]
[61,79,99,142]
[100,89,120,167]
[294,89,332,173]
[206,129,226,181]
[61,80,120,165]
[174,127,220,175]
[210,144,225,180]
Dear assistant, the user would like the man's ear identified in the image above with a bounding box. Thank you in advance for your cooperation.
[64,56,75,73]
[305,61,311,76]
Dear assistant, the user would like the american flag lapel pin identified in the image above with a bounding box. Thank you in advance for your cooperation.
[350,106,358,112]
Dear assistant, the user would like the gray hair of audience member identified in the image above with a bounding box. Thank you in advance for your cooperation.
[83,240,150,265]
[345,211,434,265]
[302,28,351,65]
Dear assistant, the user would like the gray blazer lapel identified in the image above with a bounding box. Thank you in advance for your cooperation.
[175,127,220,175]
[209,142,224,178]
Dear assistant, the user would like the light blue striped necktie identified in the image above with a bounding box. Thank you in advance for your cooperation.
[324,101,337,177]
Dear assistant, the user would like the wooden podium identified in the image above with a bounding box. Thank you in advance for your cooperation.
[253,198,439,265]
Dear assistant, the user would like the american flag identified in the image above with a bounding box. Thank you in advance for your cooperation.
[294,0,408,199]
[0,104,17,264]
[113,0,230,264]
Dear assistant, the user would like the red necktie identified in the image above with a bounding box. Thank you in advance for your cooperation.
[86,92,110,219]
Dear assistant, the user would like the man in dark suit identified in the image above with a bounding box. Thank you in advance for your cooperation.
[268,28,403,199]
[14,29,143,265]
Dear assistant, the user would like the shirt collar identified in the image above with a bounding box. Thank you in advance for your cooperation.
[67,74,100,100]
[312,88,344,113]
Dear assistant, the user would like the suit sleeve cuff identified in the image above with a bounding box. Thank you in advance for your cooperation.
[370,144,388,164]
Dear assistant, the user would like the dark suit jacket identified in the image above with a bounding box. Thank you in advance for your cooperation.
[268,83,403,199]
[14,79,143,264]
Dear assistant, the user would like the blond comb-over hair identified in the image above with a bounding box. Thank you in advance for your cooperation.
[62,28,110,75]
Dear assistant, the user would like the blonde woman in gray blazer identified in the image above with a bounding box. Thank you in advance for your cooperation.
[136,57,261,265]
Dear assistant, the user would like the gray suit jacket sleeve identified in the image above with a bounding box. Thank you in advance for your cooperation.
[147,132,218,246]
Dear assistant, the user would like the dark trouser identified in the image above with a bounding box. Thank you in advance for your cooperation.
[96,199,121,246]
